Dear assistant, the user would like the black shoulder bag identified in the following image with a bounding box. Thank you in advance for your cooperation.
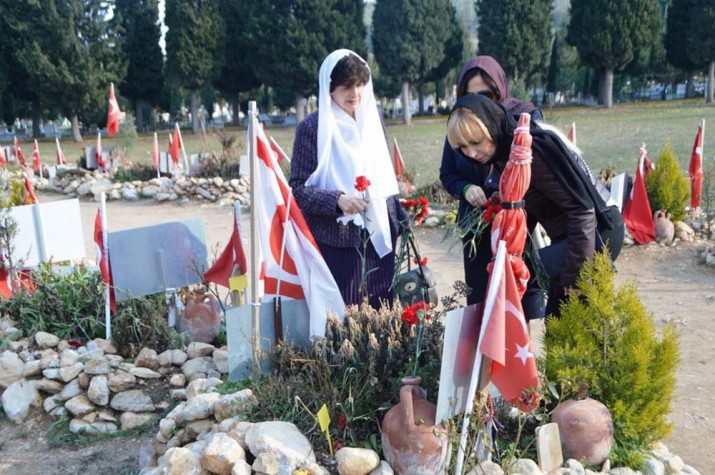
[392,232,438,307]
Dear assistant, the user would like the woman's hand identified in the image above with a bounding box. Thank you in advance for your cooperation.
[464,185,487,207]
[337,194,369,214]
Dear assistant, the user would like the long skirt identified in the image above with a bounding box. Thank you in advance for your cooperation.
[318,240,396,310]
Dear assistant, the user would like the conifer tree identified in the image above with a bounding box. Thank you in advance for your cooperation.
[165,0,223,133]
[372,0,458,125]
[567,0,662,108]
[476,0,553,87]
[250,0,365,123]
[545,252,679,467]
[116,0,164,132]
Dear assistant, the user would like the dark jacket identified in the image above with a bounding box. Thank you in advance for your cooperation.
[289,111,407,248]
[450,94,601,290]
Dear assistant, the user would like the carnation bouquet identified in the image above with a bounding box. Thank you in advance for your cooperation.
[446,192,502,258]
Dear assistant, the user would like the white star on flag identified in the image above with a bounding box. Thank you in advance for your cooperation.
[515,342,534,365]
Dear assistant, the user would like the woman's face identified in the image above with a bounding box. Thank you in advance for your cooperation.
[466,75,490,95]
[331,83,364,117]
[459,132,496,164]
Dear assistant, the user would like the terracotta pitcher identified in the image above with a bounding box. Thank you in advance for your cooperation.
[178,291,220,343]
[381,377,449,474]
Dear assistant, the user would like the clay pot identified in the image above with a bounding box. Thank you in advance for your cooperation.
[552,397,613,465]
[381,376,449,475]
[178,291,220,343]
[654,209,674,244]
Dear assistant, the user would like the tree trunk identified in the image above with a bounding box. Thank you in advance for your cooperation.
[231,95,240,126]
[295,94,307,124]
[136,99,145,132]
[401,80,411,126]
[686,71,694,99]
[71,112,83,143]
[32,99,41,139]
[191,90,199,134]
[707,61,714,104]
[417,82,425,116]
[601,68,614,108]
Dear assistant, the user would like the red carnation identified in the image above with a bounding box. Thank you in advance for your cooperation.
[354,175,371,192]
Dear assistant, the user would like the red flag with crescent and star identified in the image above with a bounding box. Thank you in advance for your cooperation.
[107,83,121,137]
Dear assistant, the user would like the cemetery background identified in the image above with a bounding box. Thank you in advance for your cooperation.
[0,189,713,474]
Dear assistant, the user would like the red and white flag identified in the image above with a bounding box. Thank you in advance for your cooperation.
[393,137,405,176]
[22,172,38,205]
[689,121,704,209]
[269,136,290,164]
[254,123,344,337]
[204,208,248,288]
[55,137,66,165]
[107,83,121,137]
[94,208,116,314]
[168,124,181,169]
[32,139,41,172]
[623,144,655,244]
[152,131,160,174]
[0,145,6,167]
[478,242,540,412]
[567,122,576,146]
[13,136,26,167]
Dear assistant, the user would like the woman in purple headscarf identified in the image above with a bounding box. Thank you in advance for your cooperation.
[440,55,543,311]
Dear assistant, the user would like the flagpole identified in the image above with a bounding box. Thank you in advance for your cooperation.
[176,123,189,173]
[454,241,506,475]
[248,101,261,376]
[100,192,111,341]
[153,132,160,179]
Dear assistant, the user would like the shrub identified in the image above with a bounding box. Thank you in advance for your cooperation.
[225,286,467,454]
[0,263,181,358]
[645,142,689,221]
[544,252,679,467]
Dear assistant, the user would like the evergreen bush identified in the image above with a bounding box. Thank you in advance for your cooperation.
[645,142,689,222]
[544,252,679,468]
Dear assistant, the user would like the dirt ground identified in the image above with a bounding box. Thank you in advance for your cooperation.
[0,195,713,474]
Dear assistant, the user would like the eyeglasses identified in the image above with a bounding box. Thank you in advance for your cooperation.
[476,89,498,101]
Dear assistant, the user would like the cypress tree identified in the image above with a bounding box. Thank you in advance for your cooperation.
[165,0,223,134]
[116,0,164,132]
[567,0,662,108]
[372,0,456,125]
[251,0,366,122]
[476,0,553,86]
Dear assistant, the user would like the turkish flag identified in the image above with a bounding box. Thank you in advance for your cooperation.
[22,173,38,205]
[55,137,66,165]
[107,83,121,137]
[254,122,344,337]
[152,132,160,172]
[623,145,655,244]
[479,243,540,412]
[393,137,405,176]
[204,209,248,288]
[168,124,181,168]
[0,145,5,167]
[689,123,704,209]
[269,136,290,164]
[567,122,576,146]
[32,139,41,172]
[94,209,116,313]
[13,136,26,167]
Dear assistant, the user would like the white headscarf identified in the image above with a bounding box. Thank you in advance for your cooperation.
[306,49,399,258]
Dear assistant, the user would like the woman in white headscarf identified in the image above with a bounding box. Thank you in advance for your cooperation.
[289,49,408,309]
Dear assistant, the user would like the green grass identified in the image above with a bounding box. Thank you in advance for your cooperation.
[23,99,712,188]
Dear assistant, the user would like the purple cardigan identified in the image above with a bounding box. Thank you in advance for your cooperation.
[289,111,407,248]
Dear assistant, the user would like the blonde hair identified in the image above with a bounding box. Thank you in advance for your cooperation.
[446,107,493,149]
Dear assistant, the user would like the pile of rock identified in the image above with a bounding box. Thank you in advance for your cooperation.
[33,168,251,207]
[0,320,229,435]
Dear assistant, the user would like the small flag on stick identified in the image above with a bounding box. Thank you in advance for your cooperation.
[689,120,704,209]
[55,137,66,165]
[107,83,121,137]
[32,139,41,172]
[567,122,576,146]
[14,136,26,167]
